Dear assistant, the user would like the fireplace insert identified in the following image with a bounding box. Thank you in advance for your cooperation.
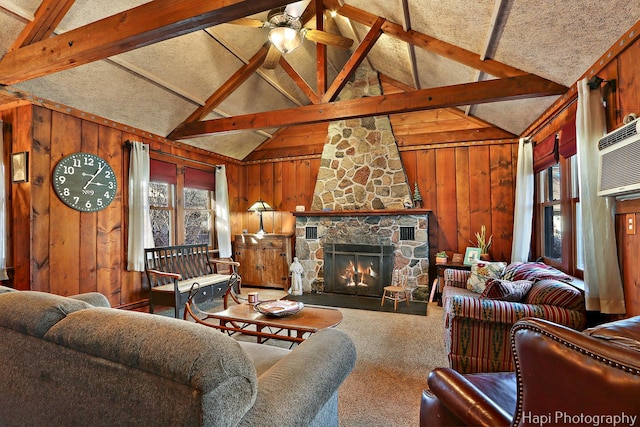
[323,243,394,297]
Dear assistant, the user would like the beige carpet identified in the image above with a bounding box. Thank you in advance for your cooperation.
[171,287,448,426]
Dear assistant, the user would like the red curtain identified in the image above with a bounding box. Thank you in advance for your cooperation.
[559,117,577,158]
[150,159,177,184]
[184,167,215,191]
[533,134,558,173]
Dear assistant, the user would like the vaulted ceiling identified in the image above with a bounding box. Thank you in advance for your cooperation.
[1,1,638,160]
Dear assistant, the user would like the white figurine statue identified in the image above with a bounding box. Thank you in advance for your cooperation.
[289,256,304,296]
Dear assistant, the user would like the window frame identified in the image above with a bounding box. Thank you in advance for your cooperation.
[534,154,583,279]
[148,160,218,250]
[183,186,215,246]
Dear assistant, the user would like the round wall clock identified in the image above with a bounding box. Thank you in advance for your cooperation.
[52,153,117,212]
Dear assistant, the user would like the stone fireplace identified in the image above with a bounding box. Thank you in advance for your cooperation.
[293,66,430,300]
[294,210,430,300]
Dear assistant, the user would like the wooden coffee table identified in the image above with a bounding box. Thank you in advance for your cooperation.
[186,302,343,344]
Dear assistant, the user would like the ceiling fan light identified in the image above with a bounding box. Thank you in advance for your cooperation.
[268,26,303,54]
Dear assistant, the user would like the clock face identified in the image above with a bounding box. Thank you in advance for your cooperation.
[52,153,117,212]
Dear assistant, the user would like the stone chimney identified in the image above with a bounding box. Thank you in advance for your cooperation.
[311,67,412,211]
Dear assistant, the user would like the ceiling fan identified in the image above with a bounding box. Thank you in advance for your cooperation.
[228,0,353,69]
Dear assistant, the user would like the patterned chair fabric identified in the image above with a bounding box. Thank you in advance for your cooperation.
[442,263,586,374]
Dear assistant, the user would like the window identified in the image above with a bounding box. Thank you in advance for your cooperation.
[149,182,174,247]
[535,154,583,277]
[184,187,214,245]
[148,159,216,249]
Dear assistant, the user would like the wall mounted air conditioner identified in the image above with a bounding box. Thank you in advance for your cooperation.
[597,117,640,197]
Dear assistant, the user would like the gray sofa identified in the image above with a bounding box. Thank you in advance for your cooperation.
[0,286,356,427]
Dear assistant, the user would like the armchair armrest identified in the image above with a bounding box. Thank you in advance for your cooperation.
[209,258,240,269]
[146,269,182,281]
[425,368,512,427]
[443,269,470,289]
[238,328,356,427]
[510,318,640,424]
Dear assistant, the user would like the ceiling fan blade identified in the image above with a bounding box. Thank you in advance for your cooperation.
[303,29,353,50]
[263,44,282,69]
[284,0,312,18]
[227,18,268,28]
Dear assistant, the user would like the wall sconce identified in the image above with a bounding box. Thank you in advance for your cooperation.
[11,152,28,183]
[248,199,275,235]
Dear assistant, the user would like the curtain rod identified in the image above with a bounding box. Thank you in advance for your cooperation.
[123,140,224,169]
[526,96,577,143]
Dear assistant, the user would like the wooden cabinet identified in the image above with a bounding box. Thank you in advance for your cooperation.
[234,234,293,290]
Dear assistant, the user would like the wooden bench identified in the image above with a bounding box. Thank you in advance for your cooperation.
[144,244,240,318]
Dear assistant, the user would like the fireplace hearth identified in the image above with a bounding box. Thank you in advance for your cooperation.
[324,243,393,297]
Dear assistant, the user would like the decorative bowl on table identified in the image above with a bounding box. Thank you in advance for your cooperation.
[254,300,304,317]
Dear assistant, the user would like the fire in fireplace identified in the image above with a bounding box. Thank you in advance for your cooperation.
[323,243,394,297]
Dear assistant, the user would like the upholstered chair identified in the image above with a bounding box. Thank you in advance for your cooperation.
[420,316,640,426]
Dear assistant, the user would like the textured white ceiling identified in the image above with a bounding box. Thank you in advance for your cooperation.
[1,0,639,159]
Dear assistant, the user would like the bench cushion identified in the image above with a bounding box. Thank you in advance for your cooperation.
[152,273,231,293]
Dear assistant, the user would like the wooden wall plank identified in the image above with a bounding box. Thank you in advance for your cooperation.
[618,40,640,126]
[468,145,492,255]
[455,146,470,253]
[49,111,81,296]
[489,144,515,262]
[12,106,34,290]
[412,150,437,259]
[245,163,261,233]
[435,148,458,250]
[78,120,99,295]
[31,106,51,292]
[96,126,123,305]
[402,150,417,192]
[259,163,274,233]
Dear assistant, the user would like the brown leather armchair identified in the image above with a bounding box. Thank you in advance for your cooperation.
[420,316,640,426]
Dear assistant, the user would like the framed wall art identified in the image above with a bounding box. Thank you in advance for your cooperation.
[11,152,28,183]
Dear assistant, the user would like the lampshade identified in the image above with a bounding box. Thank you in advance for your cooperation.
[248,200,274,212]
[268,26,304,54]
[248,199,274,235]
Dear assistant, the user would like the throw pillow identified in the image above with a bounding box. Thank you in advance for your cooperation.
[480,278,533,302]
[524,279,585,310]
[466,261,507,293]
[502,262,572,282]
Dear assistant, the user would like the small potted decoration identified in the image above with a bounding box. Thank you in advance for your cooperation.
[471,225,493,260]
[413,182,423,208]
[435,251,448,264]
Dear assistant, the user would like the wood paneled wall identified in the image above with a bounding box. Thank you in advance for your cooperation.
[2,104,242,307]
[240,140,517,265]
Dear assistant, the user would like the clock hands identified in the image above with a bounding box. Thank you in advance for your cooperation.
[83,163,106,189]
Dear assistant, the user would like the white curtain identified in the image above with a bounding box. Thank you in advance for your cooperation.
[511,137,534,262]
[576,78,626,314]
[127,142,153,271]
[0,122,8,281]
[215,165,232,258]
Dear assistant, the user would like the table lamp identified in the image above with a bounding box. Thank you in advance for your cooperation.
[248,199,274,235]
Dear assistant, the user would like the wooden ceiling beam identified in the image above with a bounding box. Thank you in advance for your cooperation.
[8,0,76,51]
[0,0,292,85]
[279,57,321,104]
[396,127,515,146]
[321,16,385,103]
[315,0,327,96]
[168,73,566,139]
[323,0,545,80]
[178,45,270,127]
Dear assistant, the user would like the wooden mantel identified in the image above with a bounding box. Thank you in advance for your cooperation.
[292,209,432,217]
